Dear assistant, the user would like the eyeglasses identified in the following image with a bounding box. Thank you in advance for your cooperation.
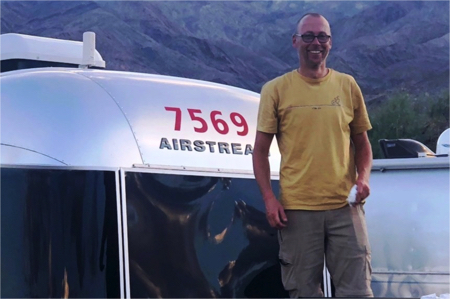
[294,33,331,43]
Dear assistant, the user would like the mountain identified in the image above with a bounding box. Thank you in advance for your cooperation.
[1,1,448,103]
[328,1,450,102]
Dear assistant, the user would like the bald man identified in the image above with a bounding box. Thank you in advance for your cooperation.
[253,13,374,297]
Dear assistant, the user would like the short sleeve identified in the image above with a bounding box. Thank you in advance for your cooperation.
[256,81,279,134]
[349,77,372,135]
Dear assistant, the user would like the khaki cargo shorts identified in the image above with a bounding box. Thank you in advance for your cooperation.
[278,205,373,297]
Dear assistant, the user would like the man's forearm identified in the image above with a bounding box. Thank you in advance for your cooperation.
[353,133,373,182]
[253,151,276,202]
[356,149,372,181]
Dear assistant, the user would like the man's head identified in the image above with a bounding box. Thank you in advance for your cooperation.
[292,13,332,69]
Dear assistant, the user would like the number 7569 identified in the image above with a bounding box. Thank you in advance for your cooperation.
[164,107,249,136]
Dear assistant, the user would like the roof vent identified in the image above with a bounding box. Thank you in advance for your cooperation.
[80,31,99,69]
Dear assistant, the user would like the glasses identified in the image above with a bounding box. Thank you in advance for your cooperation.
[294,33,331,43]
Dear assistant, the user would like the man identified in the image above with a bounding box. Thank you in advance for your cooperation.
[252,13,373,297]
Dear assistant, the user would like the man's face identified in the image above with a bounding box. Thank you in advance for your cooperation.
[292,16,332,68]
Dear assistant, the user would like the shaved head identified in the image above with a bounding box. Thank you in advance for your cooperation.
[293,13,331,36]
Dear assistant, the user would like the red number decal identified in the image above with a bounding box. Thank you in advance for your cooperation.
[188,109,208,133]
[165,107,182,131]
[230,112,248,136]
[166,107,248,136]
[210,111,229,135]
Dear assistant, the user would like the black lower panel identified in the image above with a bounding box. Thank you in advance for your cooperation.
[1,167,120,298]
[125,172,287,298]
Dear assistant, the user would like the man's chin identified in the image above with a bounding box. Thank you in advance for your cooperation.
[306,60,323,69]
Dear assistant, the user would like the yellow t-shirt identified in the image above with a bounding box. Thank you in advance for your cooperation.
[257,69,372,210]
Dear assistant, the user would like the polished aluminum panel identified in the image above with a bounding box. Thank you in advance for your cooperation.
[1,68,281,171]
[80,70,281,171]
[366,168,450,297]
[1,144,67,166]
[1,68,142,167]
[122,169,287,298]
[1,167,121,298]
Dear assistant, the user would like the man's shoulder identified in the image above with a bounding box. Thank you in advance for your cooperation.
[330,69,357,84]
[262,70,296,91]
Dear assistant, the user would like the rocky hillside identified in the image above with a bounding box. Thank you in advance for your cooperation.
[1,1,448,103]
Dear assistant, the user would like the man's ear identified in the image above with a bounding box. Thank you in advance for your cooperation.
[292,35,297,48]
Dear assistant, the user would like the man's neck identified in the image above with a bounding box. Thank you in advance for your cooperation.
[298,65,329,79]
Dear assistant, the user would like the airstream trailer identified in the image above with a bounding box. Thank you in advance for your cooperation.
[1,33,449,298]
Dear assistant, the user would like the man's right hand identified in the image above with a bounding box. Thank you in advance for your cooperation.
[264,197,288,229]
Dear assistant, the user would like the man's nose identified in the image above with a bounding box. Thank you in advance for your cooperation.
[311,37,321,45]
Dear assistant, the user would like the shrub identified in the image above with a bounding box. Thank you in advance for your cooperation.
[367,90,449,159]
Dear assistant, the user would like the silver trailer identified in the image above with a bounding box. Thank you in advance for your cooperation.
[1,33,449,298]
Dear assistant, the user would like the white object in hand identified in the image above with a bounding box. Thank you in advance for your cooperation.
[347,185,357,206]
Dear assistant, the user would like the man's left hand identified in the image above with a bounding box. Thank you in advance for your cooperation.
[355,178,370,204]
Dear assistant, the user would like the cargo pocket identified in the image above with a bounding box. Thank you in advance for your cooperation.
[279,253,292,267]
[278,230,292,266]
[279,251,296,292]
[278,230,296,292]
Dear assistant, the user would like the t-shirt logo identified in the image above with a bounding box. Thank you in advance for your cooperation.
[331,96,341,106]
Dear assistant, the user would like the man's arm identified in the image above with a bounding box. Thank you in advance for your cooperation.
[253,131,287,229]
[351,131,373,204]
